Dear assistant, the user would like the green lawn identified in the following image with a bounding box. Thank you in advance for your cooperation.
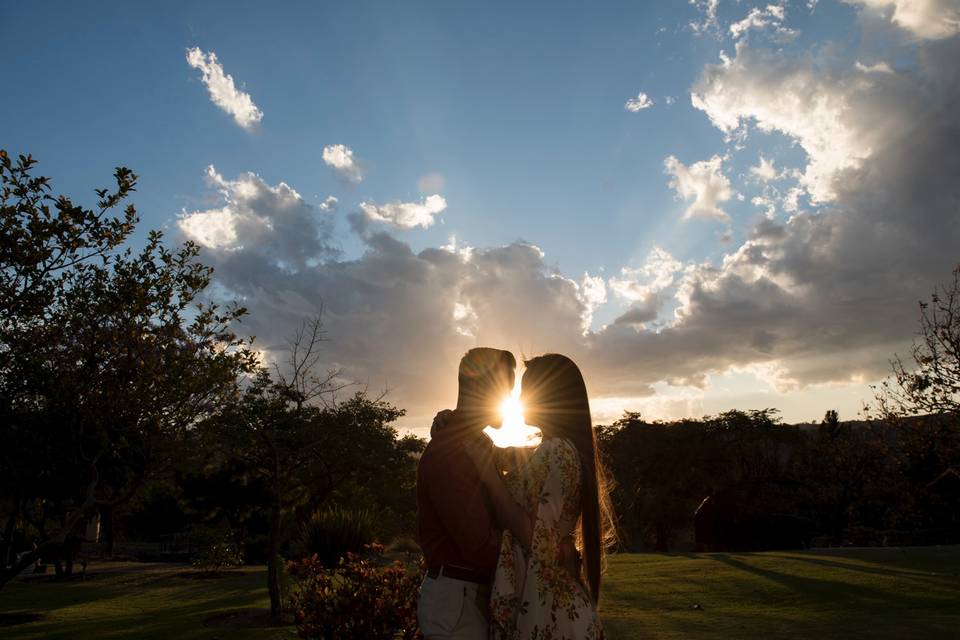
[1,548,958,639]
[602,547,960,639]
[0,563,291,640]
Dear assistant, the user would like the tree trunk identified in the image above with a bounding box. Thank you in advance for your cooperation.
[267,485,283,622]
[100,504,114,556]
[2,496,21,568]
[655,522,669,552]
[267,435,285,623]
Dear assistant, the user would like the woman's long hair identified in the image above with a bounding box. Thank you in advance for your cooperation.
[522,354,616,606]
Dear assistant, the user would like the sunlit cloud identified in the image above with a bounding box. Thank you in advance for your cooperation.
[664,154,733,221]
[359,194,448,229]
[322,144,365,184]
[185,47,263,130]
[625,92,654,112]
[844,0,960,39]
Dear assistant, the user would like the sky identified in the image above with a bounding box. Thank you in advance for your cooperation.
[3,0,959,435]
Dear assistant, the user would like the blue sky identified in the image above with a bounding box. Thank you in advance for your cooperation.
[3,0,959,432]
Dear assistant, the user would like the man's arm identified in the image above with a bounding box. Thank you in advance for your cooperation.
[423,451,501,570]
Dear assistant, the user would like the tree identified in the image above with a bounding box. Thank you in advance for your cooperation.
[200,315,413,622]
[876,264,960,418]
[0,151,256,587]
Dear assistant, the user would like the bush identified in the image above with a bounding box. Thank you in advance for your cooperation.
[289,543,423,639]
[386,535,421,555]
[299,506,375,567]
[190,526,243,574]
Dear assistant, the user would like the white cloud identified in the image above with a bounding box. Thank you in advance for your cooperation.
[318,196,338,211]
[322,144,365,184]
[579,273,608,331]
[855,60,895,73]
[185,47,263,130]
[664,155,733,221]
[359,195,448,229]
[749,155,779,181]
[625,92,654,112]
[690,43,909,202]
[844,0,960,39]
[177,165,335,268]
[729,3,798,40]
[751,194,777,217]
[689,0,720,33]
[608,247,683,311]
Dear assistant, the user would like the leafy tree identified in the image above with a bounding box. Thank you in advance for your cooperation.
[0,151,256,587]
[199,315,414,621]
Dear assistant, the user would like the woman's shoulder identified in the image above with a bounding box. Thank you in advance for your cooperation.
[537,437,579,466]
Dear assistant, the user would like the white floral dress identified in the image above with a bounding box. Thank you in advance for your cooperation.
[489,437,603,640]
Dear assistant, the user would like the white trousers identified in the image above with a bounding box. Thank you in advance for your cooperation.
[417,573,489,640]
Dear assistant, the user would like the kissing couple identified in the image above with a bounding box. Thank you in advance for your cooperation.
[417,348,616,640]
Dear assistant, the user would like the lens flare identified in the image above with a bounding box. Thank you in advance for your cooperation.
[483,376,542,448]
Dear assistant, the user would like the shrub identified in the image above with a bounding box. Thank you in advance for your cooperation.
[386,535,421,555]
[299,506,375,567]
[289,543,423,639]
[190,526,243,574]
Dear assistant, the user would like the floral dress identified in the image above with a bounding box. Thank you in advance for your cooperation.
[489,437,603,640]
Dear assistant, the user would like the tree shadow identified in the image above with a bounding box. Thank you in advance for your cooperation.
[762,552,957,580]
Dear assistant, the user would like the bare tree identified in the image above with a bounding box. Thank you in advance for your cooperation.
[875,265,960,419]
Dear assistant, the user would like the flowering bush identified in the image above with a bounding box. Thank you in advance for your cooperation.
[289,543,423,639]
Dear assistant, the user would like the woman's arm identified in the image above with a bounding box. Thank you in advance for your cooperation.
[465,438,534,551]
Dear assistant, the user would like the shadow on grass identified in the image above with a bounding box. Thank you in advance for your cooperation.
[0,567,292,640]
[763,552,960,579]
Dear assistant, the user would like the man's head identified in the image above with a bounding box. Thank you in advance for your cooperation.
[455,347,516,427]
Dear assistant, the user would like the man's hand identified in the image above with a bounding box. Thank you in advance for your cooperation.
[558,535,582,581]
[430,409,454,438]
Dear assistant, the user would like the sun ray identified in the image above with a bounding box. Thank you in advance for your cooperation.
[483,374,542,448]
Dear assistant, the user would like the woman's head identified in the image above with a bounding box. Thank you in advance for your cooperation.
[521,354,616,606]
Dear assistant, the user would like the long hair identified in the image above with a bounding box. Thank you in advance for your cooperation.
[522,354,616,606]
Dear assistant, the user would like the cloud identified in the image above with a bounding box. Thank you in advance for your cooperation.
[855,60,895,73]
[174,35,960,430]
[175,169,593,427]
[322,144,365,184]
[359,195,448,229]
[185,47,263,130]
[664,155,733,221]
[177,166,336,268]
[689,0,720,33]
[585,36,960,397]
[749,155,779,181]
[579,273,607,331]
[690,43,912,202]
[625,92,654,112]
[608,247,683,305]
[844,0,960,39]
[318,196,338,211]
[729,3,798,41]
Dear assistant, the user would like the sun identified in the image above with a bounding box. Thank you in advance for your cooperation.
[483,376,542,448]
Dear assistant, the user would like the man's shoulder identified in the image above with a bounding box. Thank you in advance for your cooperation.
[419,436,471,481]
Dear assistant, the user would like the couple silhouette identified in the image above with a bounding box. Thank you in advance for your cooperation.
[416,348,615,640]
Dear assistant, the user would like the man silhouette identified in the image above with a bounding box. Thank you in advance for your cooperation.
[416,347,515,639]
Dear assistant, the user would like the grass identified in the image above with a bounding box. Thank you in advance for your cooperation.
[0,563,292,640]
[602,547,960,639]
[1,548,958,639]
